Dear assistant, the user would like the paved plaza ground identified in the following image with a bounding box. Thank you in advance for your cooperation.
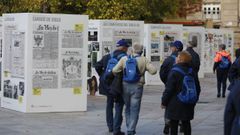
[0,74,227,135]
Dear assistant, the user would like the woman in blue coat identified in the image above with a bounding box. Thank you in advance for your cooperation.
[225,48,240,135]
[224,82,240,135]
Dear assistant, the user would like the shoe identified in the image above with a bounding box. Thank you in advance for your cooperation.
[113,131,125,135]
[217,94,220,98]
[179,124,184,133]
[109,129,113,133]
[222,95,226,98]
[163,125,169,134]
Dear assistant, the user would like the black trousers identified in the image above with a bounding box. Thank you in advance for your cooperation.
[216,69,228,96]
[170,120,191,135]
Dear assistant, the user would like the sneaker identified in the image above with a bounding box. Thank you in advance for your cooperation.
[217,94,220,98]
[163,125,169,134]
[222,95,226,98]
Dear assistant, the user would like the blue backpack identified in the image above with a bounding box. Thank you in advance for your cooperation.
[172,67,198,104]
[219,56,230,69]
[103,53,125,80]
[123,55,141,83]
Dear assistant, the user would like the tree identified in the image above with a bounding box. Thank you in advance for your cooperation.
[86,0,180,23]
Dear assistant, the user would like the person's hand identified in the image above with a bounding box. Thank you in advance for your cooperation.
[161,105,166,109]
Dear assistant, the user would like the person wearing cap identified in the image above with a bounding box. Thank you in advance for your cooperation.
[112,43,157,135]
[213,44,231,98]
[159,40,183,134]
[95,39,129,135]
[186,41,200,75]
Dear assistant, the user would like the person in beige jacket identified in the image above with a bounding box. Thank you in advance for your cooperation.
[112,43,157,135]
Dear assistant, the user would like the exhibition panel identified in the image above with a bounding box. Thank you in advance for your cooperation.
[2,13,88,112]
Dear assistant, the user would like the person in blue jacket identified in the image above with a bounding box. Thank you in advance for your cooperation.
[224,82,240,135]
[161,51,201,135]
[159,40,183,134]
[95,39,129,135]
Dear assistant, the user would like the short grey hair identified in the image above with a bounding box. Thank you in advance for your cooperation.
[132,42,143,54]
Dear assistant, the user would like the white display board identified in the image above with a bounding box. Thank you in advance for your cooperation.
[87,20,144,95]
[87,21,101,96]
[182,27,205,78]
[144,24,183,85]
[203,29,234,73]
[2,13,88,113]
[0,17,2,99]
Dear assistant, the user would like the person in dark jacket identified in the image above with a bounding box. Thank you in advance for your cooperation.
[160,40,183,84]
[228,55,240,91]
[186,41,200,75]
[161,51,201,135]
[224,82,240,135]
[235,47,240,59]
[95,39,129,135]
[213,44,231,98]
[160,40,183,134]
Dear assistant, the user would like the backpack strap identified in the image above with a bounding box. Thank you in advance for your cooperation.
[110,52,114,58]
[117,53,126,60]
[170,55,176,60]
[171,67,186,76]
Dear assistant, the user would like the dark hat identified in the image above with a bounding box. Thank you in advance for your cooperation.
[170,40,183,51]
[116,39,129,47]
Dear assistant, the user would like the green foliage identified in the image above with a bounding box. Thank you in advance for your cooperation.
[0,0,202,22]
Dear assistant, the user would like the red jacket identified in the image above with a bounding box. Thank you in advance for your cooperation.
[214,51,231,63]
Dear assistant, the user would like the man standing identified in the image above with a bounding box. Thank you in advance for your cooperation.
[160,40,183,134]
[213,44,231,98]
[112,43,157,135]
[186,41,200,75]
[95,39,129,135]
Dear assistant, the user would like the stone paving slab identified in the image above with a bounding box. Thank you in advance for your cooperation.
[0,76,227,135]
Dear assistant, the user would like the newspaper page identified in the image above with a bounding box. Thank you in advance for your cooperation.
[0,21,2,58]
[61,50,82,88]
[150,36,161,69]
[32,70,58,89]
[62,30,83,48]
[3,25,16,72]
[33,24,59,69]
[102,41,113,56]
[102,29,141,52]
[163,32,179,59]
[3,79,24,100]
[11,31,25,78]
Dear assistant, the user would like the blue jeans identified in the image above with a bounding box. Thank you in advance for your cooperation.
[123,82,143,134]
[106,95,124,133]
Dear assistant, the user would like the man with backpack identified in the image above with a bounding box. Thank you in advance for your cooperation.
[95,39,129,135]
[213,44,231,98]
[112,43,157,135]
[161,51,201,135]
[160,40,183,134]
